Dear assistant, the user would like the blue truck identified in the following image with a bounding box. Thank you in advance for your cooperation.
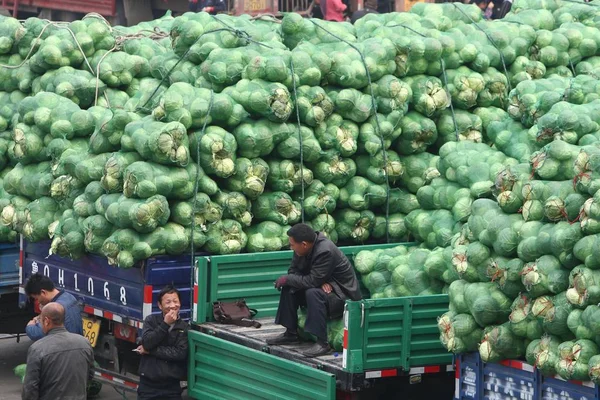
[1,240,35,335]
[19,239,198,391]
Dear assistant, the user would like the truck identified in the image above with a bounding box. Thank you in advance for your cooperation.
[19,239,455,398]
[19,239,199,392]
[188,243,455,399]
[0,240,36,335]
[455,352,600,400]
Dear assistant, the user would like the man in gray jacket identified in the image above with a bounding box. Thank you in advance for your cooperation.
[22,302,94,400]
[268,223,362,357]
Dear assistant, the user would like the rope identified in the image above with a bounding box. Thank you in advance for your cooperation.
[308,19,391,242]
[189,89,214,314]
[569,58,577,77]
[94,46,118,106]
[385,23,428,37]
[211,14,253,44]
[0,20,56,69]
[450,2,513,93]
[385,23,460,141]
[0,14,121,108]
[54,23,97,75]
[210,15,276,50]
[289,60,305,223]
[92,30,169,107]
[138,27,236,111]
[139,17,274,113]
[82,12,114,32]
[563,76,576,102]
[440,59,461,142]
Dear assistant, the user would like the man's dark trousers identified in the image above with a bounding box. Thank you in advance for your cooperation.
[275,287,345,341]
[137,377,182,400]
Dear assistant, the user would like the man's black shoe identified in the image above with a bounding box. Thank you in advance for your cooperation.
[303,342,331,358]
[266,332,300,345]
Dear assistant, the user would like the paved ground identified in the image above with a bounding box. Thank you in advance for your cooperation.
[0,334,191,400]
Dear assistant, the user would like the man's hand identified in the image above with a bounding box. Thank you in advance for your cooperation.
[321,283,333,294]
[27,318,38,327]
[164,309,179,325]
[274,275,288,290]
[202,6,215,11]
[136,345,149,355]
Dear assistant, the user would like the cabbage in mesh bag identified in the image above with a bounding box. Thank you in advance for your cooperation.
[526,335,561,376]
[556,340,599,381]
[479,323,527,363]
[438,311,483,354]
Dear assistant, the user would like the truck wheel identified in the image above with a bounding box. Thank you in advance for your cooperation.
[87,380,103,398]
[87,361,103,398]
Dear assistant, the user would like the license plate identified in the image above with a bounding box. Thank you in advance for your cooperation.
[83,317,101,348]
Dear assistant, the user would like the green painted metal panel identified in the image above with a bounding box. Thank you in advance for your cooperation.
[345,294,451,372]
[360,298,409,371]
[188,330,336,400]
[194,242,406,323]
[205,251,292,321]
[194,257,209,324]
[344,301,365,373]
[407,295,453,367]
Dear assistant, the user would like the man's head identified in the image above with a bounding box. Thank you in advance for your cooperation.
[25,274,59,306]
[39,302,65,334]
[474,0,488,11]
[287,223,317,257]
[158,285,181,316]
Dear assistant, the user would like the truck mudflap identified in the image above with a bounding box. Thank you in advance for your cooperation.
[188,330,336,400]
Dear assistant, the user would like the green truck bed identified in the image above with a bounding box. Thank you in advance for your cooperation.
[188,243,453,399]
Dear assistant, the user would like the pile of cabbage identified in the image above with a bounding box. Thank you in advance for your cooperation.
[298,0,600,384]
[8,3,600,378]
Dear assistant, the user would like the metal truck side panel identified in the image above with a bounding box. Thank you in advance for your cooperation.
[188,330,336,400]
[0,243,19,293]
[194,243,403,324]
[21,241,193,323]
[345,295,451,372]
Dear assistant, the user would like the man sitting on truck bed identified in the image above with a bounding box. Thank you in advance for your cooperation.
[24,273,83,341]
[268,223,363,357]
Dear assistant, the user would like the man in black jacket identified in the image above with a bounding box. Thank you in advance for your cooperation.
[267,223,362,357]
[136,285,189,400]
